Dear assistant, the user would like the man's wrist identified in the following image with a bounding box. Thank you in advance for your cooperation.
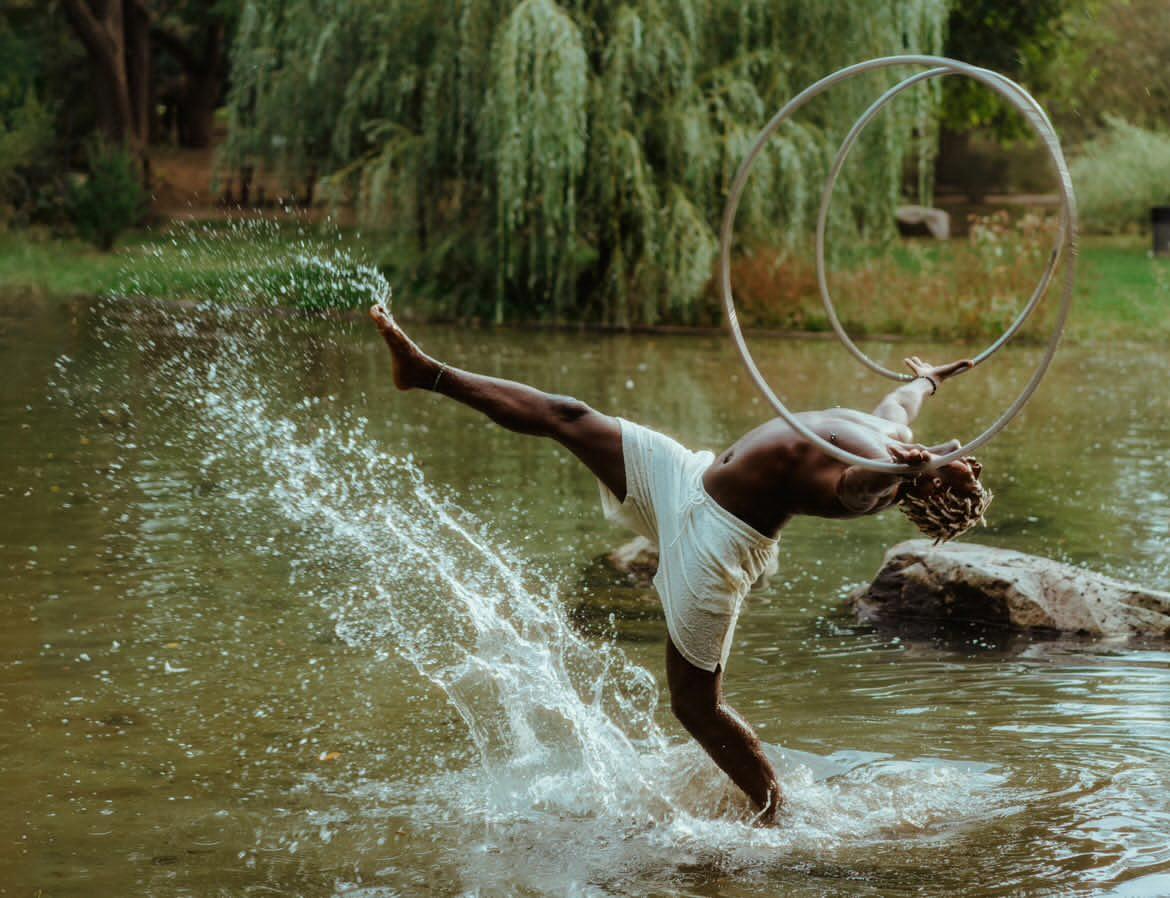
[915,374,938,395]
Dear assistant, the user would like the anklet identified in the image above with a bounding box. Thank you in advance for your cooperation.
[431,364,448,392]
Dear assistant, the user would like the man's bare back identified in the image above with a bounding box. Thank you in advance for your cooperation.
[703,411,905,535]
[704,380,977,538]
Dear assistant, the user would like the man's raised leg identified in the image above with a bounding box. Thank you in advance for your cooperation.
[369,304,626,500]
[666,638,784,824]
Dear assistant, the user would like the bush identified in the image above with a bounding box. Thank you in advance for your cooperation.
[1071,118,1170,234]
[67,140,146,251]
[0,93,55,222]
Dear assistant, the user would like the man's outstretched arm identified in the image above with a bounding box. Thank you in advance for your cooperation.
[872,356,973,428]
[838,357,974,512]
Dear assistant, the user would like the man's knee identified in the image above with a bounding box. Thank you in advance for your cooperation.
[546,395,600,443]
[547,398,624,498]
[548,395,591,426]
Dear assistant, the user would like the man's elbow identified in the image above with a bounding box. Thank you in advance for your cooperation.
[874,398,909,424]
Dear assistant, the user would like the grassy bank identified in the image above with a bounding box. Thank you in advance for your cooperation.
[1,222,1166,343]
[0,222,386,310]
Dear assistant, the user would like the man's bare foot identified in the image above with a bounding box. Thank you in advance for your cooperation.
[368,304,442,391]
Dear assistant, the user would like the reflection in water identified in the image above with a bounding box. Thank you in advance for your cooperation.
[0,269,1168,896]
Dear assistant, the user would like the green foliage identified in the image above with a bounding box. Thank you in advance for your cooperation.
[0,92,54,217]
[153,0,242,37]
[226,0,950,325]
[1,2,94,150]
[1071,117,1170,234]
[1042,0,1170,141]
[67,142,148,251]
[486,0,587,321]
[0,10,77,222]
[941,0,1066,139]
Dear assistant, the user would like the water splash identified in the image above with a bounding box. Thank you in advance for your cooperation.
[54,226,1009,890]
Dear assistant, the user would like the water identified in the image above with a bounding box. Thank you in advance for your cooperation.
[2,240,1169,895]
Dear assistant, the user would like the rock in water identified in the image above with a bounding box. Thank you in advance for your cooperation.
[895,204,951,240]
[850,540,1170,639]
[605,536,660,586]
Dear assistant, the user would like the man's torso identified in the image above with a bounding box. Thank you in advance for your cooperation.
[701,409,913,536]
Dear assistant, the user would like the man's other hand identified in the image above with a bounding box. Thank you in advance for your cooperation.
[889,444,932,469]
[904,356,973,384]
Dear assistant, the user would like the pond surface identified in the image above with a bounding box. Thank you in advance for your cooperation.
[2,288,1169,897]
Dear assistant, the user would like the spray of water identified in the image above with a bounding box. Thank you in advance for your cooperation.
[56,222,1008,890]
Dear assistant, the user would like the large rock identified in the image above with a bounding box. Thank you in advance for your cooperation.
[850,540,1170,639]
[604,535,660,587]
[571,537,664,642]
[896,205,951,240]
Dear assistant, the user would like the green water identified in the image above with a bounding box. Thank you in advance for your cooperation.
[2,290,1169,897]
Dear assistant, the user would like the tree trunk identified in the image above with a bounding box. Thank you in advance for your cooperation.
[303,165,317,207]
[165,22,226,149]
[124,0,151,144]
[62,0,149,168]
[415,172,428,252]
[95,61,136,147]
[239,165,253,206]
[177,77,221,148]
[150,20,223,149]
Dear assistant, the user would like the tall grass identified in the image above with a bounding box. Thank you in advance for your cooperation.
[727,212,1064,340]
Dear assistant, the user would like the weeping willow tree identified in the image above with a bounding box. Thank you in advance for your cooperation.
[225,0,949,324]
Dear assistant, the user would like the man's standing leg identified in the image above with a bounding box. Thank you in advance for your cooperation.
[666,639,783,823]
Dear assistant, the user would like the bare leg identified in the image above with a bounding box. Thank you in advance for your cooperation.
[665,638,783,824]
[371,306,784,816]
[369,305,626,499]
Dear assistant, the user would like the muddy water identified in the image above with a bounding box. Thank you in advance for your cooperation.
[2,289,1169,897]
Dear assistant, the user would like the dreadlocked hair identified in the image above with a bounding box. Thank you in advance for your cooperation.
[898,458,993,544]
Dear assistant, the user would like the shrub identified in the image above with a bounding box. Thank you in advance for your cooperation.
[1070,118,1170,234]
[0,93,55,222]
[67,140,147,251]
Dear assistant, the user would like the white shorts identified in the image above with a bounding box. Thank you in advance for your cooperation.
[597,419,780,672]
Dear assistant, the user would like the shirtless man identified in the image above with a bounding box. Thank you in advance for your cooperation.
[368,304,991,823]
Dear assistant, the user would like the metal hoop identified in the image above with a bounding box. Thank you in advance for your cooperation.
[718,55,1077,474]
[815,66,1069,380]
